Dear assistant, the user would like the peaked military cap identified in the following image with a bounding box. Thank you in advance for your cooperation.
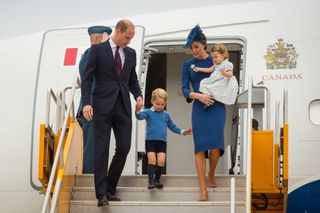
[87,26,112,35]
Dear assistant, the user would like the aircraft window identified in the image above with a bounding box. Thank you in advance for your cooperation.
[309,100,320,125]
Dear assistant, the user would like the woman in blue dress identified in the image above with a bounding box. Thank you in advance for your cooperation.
[181,25,226,201]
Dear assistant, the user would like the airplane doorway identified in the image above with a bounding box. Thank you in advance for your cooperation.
[143,41,243,175]
[144,53,167,109]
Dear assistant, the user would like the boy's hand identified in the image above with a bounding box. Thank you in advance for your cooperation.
[183,128,192,136]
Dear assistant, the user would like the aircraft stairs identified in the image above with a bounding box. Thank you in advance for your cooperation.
[70,174,246,213]
[38,77,288,213]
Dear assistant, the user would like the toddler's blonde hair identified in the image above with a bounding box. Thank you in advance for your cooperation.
[151,88,168,102]
[211,43,229,59]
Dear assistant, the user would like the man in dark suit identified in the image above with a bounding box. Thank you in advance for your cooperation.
[81,19,143,207]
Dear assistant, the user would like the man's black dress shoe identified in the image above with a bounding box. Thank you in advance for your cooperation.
[97,195,109,207]
[107,192,121,201]
[154,180,164,189]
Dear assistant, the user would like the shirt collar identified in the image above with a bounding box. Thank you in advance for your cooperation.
[109,38,120,50]
[109,39,116,48]
[151,107,163,112]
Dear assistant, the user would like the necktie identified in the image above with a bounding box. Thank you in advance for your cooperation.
[115,46,122,76]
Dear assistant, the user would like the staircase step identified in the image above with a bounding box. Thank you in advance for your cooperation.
[70,200,246,213]
[75,174,245,188]
[72,174,246,213]
[72,187,246,201]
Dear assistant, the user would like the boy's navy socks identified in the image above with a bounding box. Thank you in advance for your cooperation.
[147,164,156,188]
[154,165,164,181]
[154,166,164,188]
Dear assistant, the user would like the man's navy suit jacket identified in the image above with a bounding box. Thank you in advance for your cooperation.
[81,40,142,116]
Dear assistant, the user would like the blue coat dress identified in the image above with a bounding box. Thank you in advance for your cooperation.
[181,56,225,156]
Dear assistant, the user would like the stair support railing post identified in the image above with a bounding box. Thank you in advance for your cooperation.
[271,101,280,188]
[45,88,59,128]
[40,74,79,213]
[279,88,288,188]
[283,88,288,124]
[49,75,79,213]
[275,101,280,144]
[275,100,285,188]
[230,177,235,213]
[45,89,52,127]
[55,91,62,132]
[245,76,253,213]
[63,85,80,122]
[49,178,63,213]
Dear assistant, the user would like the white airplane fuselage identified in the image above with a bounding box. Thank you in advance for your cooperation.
[0,0,319,212]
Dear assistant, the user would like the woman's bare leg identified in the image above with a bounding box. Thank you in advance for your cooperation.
[208,149,220,187]
[195,152,208,201]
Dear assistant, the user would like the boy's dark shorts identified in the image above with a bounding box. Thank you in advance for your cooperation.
[145,140,167,153]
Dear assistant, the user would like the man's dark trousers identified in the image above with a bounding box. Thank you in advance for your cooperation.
[93,92,132,198]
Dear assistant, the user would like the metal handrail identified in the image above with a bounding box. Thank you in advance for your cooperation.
[41,74,79,213]
[273,101,281,188]
[58,82,80,169]
[252,84,271,130]
[56,92,62,131]
[45,87,77,132]
[62,83,81,123]
[279,88,288,188]
[283,88,288,124]
[45,89,58,127]
[245,76,253,213]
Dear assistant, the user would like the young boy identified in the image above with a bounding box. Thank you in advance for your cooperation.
[136,88,192,189]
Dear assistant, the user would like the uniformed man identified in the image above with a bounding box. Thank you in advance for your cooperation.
[77,25,112,174]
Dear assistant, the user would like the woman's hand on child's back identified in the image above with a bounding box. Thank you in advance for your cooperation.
[197,93,214,107]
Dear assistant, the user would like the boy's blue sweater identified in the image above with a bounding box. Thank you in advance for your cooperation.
[136,108,182,142]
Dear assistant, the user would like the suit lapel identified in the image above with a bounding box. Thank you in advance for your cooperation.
[105,41,116,67]
[104,40,119,78]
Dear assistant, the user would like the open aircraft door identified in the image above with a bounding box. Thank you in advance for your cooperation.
[31,26,146,189]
